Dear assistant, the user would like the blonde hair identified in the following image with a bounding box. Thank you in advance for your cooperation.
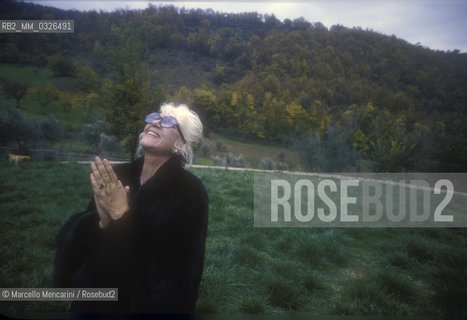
[137,102,203,167]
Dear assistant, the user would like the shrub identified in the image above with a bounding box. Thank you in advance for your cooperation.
[278,149,286,162]
[295,126,359,172]
[259,157,275,170]
[201,143,210,156]
[211,155,224,166]
[0,105,40,150]
[99,133,121,156]
[39,114,61,144]
[276,161,289,170]
[81,123,100,151]
[225,152,245,168]
[259,157,289,170]
[29,83,59,113]
[216,140,228,152]
[259,157,274,170]
[2,80,28,108]
[47,54,75,77]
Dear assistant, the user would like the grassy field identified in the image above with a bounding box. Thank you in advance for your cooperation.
[0,160,466,316]
[0,63,103,130]
[0,64,55,87]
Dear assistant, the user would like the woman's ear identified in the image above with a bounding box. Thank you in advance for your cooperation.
[172,146,181,155]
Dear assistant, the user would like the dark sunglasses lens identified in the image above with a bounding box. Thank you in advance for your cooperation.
[145,113,160,124]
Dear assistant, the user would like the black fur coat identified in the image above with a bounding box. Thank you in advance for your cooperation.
[54,155,209,313]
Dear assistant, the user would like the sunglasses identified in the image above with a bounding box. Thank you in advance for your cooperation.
[145,112,186,144]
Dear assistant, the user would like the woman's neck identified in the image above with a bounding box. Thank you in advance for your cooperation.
[140,153,171,186]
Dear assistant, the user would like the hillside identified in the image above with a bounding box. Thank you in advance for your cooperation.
[1,0,466,171]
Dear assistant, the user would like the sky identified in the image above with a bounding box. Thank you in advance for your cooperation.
[26,0,467,53]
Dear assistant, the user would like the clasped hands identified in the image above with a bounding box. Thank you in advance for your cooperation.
[90,157,130,229]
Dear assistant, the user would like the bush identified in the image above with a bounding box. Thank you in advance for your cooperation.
[276,161,289,170]
[81,123,101,151]
[259,157,275,170]
[295,126,359,172]
[39,114,61,144]
[216,140,228,152]
[210,155,224,166]
[210,153,246,167]
[259,157,288,170]
[99,133,121,156]
[201,143,210,156]
[278,149,286,162]
[47,54,75,77]
[225,152,245,168]
[2,80,28,108]
[0,105,40,150]
[0,43,19,63]
[29,83,59,113]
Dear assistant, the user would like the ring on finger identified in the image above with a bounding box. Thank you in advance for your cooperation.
[98,182,106,189]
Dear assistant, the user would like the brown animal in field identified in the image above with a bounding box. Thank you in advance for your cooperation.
[8,153,31,166]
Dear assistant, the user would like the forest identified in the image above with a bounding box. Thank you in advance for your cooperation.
[1,0,466,171]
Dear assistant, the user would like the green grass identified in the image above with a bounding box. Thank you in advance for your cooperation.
[0,160,91,312]
[0,63,77,92]
[1,159,467,316]
[0,63,106,129]
[0,63,54,86]
[0,161,467,316]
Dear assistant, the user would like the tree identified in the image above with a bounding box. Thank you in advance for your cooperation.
[295,126,359,172]
[3,80,28,108]
[101,35,165,160]
[367,110,421,172]
[39,114,62,144]
[285,102,309,135]
[214,64,225,84]
[76,92,100,115]
[48,54,75,77]
[57,91,75,119]
[238,93,264,139]
[263,96,289,141]
[193,85,218,126]
[29,83,59,113]
[73,60,101,93]
[99,133,122,156]
[0,43,19,63]
[170,86,194,106]
[0,105,40,150]
[82,122,101,152]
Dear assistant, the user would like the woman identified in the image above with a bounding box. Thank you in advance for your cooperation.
[54,103,209,313]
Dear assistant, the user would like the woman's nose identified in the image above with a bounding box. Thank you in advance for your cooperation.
[151,119,162,127]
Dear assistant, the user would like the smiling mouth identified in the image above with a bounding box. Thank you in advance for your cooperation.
[146,130,161,138]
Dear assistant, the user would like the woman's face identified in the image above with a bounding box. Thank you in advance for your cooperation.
[140,115,182,155]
